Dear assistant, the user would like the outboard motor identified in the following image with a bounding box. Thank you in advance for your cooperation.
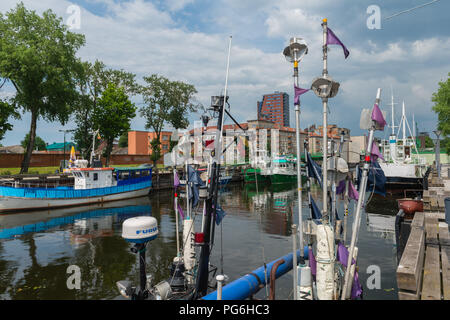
[117,216,158,300]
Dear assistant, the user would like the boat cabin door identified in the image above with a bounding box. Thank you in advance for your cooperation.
[404,146,410,159]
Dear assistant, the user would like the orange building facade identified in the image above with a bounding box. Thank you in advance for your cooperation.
[128,131,172,155]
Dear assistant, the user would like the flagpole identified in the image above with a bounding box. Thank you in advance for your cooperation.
[321,19,329,223]
[174,169,180,257]
[341,88,382,299]
[293,54,305,268]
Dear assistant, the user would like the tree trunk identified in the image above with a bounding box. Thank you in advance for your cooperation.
[105,139,113,167]
[20,111,38,174]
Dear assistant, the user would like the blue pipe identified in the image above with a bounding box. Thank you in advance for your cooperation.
[202,246,308,300]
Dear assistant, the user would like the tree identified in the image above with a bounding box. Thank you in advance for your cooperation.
[118,132,128,148]
[431,73,450,136]
[73,60,139,159]
[92,83,136,166]
[139,74,199,162]
[149,138,162,166]
[21,133,46,151]
[424,136,434,148]
[442,136,450,155]
[0,3,85,173]
[0,98,19,141]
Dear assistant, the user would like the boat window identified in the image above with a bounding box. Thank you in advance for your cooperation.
[94,173,98,181]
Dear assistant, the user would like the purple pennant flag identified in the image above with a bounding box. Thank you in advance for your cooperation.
[371,103,386,130]
[174,171,180,188]
[177,203,185,219]
[336,179,346,195]
[294,85,309,105]
[336,243,363,299]
[327,28,350,59]
[348,181,359,201]
[371,141,384,162]
[336,179,359,201]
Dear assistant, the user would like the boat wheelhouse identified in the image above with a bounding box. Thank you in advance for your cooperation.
[262,156,298,184]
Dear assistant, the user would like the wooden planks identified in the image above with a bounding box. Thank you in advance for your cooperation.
[425,217,439,246]
[439,223,450,247]
[397,212,426,294]
[442,246,450,300]
[421,245,441,300]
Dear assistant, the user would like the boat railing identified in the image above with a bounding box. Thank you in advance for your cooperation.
[0,174,75,189]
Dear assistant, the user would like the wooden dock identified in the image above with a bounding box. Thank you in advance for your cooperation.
[396,164,449,300]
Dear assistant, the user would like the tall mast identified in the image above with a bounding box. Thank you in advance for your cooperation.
[389,86,397,136]
[391,88,395,135]
[402,101,406,144]
[193,36,232,299]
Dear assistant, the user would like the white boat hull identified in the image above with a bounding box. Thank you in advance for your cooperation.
[378,162,424,179]
[0,187,151,213]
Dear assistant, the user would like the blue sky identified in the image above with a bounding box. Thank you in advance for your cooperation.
[1,0,449,146]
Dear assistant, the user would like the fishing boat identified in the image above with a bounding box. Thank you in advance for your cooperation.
[262,155,304,184]
[378,94,428,189]
[243,167,270,183]
[243,148,270,183]
[0,166,152,213]
[0,141,152,213]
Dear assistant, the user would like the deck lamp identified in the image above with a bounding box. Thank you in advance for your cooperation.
[283,37,308,63]
[311,76,340,99]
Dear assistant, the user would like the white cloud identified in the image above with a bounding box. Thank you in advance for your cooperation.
[0,0,448,145]
[165,0,195,12]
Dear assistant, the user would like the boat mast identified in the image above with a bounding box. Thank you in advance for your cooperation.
[193,36,232,299]
[390,87,396,136]
[402,101,406,145]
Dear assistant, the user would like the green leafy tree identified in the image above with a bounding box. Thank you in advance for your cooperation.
[424,136,435,148]
[139,74,199,162]
[432,73,450,136]
[92,83,136,166]
[442,136,450,155]
[73,60,138,159]
[21,133,46,151]
[149,138,162,166]
[0,3,85,173]
[0,98,19,141]
[118,131,128,148]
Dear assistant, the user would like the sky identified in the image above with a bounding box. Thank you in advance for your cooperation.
[1,0,449,146]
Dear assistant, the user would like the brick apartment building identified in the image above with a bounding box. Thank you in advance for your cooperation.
[257,92,290,127]
[128,131,172,155]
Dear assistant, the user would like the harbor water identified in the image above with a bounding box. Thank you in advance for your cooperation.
[0,182,399,300]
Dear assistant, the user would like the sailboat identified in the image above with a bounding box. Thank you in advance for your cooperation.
[378,91,427,188]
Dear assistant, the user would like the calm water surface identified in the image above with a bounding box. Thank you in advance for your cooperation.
[0,182,399,300]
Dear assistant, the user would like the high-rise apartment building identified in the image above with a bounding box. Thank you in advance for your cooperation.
[257,92,290,127]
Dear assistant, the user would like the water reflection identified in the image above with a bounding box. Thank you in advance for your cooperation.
[0,183,400,300]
